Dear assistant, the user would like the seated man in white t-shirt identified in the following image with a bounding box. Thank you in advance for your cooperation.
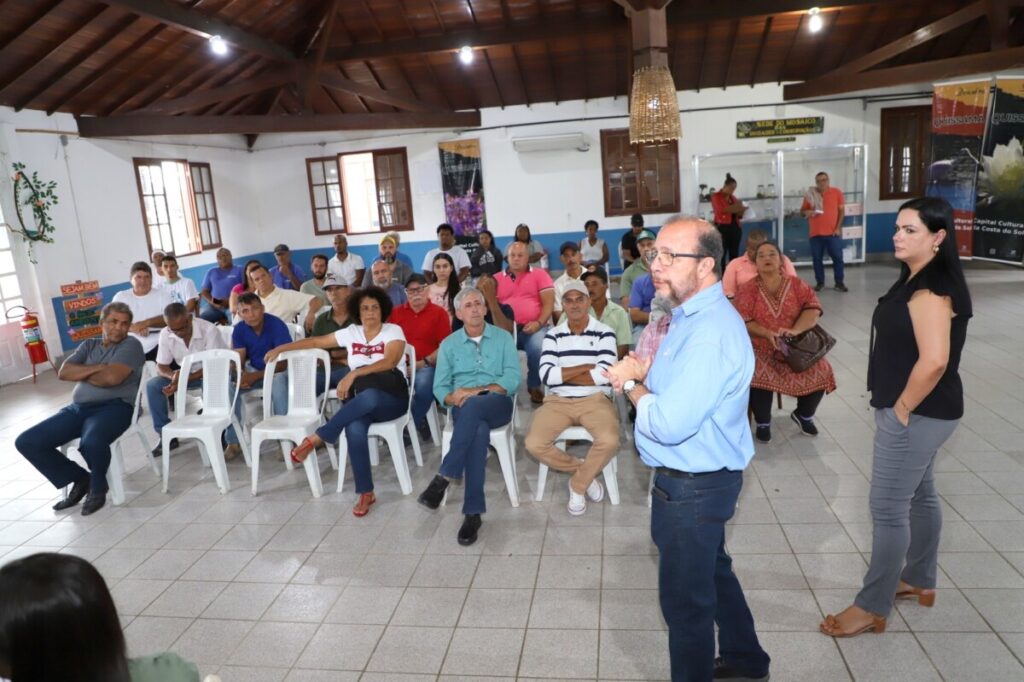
[249,264,322,334]
[158,254,199,314]
[112,262,174,361]
[264,287,409,518]
[422,223,471,283]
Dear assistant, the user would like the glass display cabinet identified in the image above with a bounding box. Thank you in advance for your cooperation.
[694,144,868,267]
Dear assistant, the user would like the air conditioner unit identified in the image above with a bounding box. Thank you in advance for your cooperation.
[512,133,590,153]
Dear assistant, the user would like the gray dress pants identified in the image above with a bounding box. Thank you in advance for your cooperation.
[855,407,959,616]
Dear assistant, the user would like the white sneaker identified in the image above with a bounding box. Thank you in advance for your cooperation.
[567,483,587,516]
[586,479,604,503]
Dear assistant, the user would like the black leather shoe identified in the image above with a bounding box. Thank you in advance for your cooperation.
[151,438,179,457]
[457,514,482,546]
[81,492,106,516]
[53,476,90,511]
[813,282,825,292]
[714,657,770,681]
[755,425,772,443]
[418,475,449,510]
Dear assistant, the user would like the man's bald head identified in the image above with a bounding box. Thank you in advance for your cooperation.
[651,216,722,305]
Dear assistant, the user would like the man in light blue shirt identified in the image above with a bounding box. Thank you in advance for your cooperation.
[606,217,770,682]
[418,287,520,547]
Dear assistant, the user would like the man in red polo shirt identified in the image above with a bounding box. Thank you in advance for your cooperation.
[801,171,848,292]
[389,274,452,439]
[495,241,555,403]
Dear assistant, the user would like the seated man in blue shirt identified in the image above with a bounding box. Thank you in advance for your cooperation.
[16,302,145,515]
[199,247,243,324]
[606,217,770,682]
[269,243,306,291]
[628,272,656,344]
[230,293,292,454]
[417,286,521,547]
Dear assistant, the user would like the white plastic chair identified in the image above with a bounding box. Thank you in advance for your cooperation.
[161,349,244,494]
[534,426,620,505]
[286,323,305,341]
[334,346,419,495]
[250,349,330,497]
[440,398,520,507]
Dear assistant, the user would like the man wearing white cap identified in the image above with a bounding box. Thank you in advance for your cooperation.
[525,280,620,516]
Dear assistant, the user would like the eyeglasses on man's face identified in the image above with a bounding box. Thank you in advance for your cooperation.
[653,250,707,267]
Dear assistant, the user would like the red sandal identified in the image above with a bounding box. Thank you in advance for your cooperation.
[352,492,376,517]
[290,437,317,464]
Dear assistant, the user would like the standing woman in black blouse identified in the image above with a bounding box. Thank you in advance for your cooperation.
[821,197,972,638]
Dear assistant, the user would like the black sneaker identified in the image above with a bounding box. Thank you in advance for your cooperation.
[834,282,848,292]
[714,657,770,681]
[755,425,772,443]
[418,475,449,510]
[458,514,482,546]
[416,420,432,442]
[790,410,818,436]
[813,282,825,292]
[151,438,179,457]
[53,475,90,511]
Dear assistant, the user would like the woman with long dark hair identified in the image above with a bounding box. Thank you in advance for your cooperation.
[820,196,972,638]
[228,258,264,317]
[0,553,200,681]
[429,252,461,320]
[710,173,746,269]
[470,229,503,278]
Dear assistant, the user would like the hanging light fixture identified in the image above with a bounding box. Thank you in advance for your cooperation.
[209,35,229,56]
[629,64,682,144]
[807,7,823,33]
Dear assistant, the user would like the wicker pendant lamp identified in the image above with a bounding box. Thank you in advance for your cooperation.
[622,2,681,145]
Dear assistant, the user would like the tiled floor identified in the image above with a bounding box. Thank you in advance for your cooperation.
[2,263,1024,681]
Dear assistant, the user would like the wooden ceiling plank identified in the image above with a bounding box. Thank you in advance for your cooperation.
[96,0,295,62]
[362,61,399,112]
[988,0,1011,48]
[302,0,341,109]
[482,48,505,108]
[750,16,773,87]
[426,58,455,109]
[544,41,560,104]
[131,65,298,115]
[76,111,483,136]
[784,44,1024,99]
[0,5,109,98]
[696,22,709,91]
[395,0,449,111]
[830,0,987,76]
[317,67,440,112]
[804,9,840,80]
[721,18,740,89]
[0,0,63,52]
[777,12,804,84]
[668,0,883,25]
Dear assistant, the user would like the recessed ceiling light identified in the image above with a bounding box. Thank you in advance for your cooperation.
[458,45,474,65]
[808,7,823,33]
[209,35,229,56]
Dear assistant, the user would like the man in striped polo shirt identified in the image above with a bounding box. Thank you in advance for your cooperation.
[525,280,620,516]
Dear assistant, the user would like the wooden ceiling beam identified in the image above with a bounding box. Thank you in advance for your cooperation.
[784,45,1024,99]
[829,0,988,77]
[130,65,298,115]
[317,69,441,112]
[777,12,805,84]
[76,111,482,136]
[667,0,882,24]
[804,9,840,81]
[750,16,773,87]
[988,0,1011,48]
[0,0,63,52]
[721,19,740,89]
[302,0,341,109]
[95,0,296,62]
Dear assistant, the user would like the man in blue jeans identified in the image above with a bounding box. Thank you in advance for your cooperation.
[16,302,145,516]
[802,171,848,292]
[607,217,770,682]
[417,287,521,546]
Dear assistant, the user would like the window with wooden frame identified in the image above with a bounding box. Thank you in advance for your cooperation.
[133,158,222,256]
[600,129,680,216]
[305,149,414,235]
[879,105,932,200]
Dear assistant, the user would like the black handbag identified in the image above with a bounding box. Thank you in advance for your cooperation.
[778,325,836,373]
[348,368,409,401]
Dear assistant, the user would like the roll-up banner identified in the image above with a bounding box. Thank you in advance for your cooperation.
[926,79,991,259]
[974,76,1024,265]
[438,139,487,237]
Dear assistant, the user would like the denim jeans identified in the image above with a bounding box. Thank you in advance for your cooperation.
[516,325,547,390]
[412,365,436,425]
[810,235,845,286]
[199,300,229,324]
[439,393,513,515]
[16,400,134,495]
[316,388,407,494]
[147,375,239,444]
[227,371,289,445]
[316,365,351,392]
[650,468,770,681]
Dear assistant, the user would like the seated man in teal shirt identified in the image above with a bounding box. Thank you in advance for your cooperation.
[418,286,520,547]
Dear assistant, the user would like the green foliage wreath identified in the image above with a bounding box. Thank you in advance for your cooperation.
[7,162,58,263]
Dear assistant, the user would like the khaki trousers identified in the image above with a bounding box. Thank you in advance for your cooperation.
[525,392,620,494]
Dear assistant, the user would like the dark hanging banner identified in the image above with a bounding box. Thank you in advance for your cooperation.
[926,80,991,258]
[973,77,1024,265]
[438,138,487,237]
[736,117,824,138]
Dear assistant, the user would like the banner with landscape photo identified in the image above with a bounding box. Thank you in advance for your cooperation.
[973,77,1024,265]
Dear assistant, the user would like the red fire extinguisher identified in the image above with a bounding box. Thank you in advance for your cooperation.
[6,306,56,382]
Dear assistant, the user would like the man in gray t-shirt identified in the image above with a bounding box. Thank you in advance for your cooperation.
[15,302,145,516]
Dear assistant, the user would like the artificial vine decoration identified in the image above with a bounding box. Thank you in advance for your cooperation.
[6,162,59,263]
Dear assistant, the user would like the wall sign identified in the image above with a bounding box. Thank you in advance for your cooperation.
[973,77,1024,265]
[737,117,824,139]
[438,139,487,237]
[60,280,103,343]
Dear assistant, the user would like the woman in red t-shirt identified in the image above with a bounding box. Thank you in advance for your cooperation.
[710,173,746,270]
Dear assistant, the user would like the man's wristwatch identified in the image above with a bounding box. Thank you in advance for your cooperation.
[623,379,643,395]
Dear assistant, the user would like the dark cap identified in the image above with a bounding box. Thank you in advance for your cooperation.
[559,241,579,256]
[273,243,290,254]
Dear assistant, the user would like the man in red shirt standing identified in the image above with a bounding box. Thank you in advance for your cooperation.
[496,241,555,403]
[801,171,848,292]
[389,274,452,439]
